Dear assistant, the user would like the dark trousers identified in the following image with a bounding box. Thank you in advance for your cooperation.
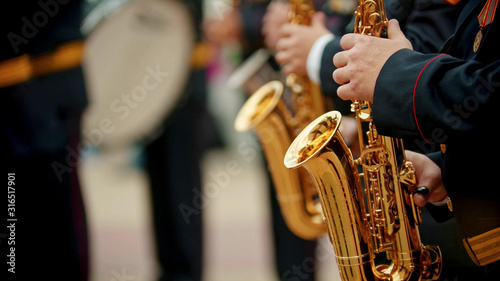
[144,70,218,281]
[1,67,89,280]
[145,106,204,281]
[1,143,89,281]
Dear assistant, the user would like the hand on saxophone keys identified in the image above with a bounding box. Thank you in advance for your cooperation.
[262,1,290,51]
[405,150,448,207]
[274,11,331,76]
[332,19,413,102]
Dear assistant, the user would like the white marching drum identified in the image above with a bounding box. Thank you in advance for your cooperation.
[82,0,194,148]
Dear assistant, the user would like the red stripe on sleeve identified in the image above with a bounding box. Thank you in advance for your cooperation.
[412,54,450,143]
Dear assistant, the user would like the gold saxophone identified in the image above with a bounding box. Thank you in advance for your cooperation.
[234,0,328,240]
[284,0,443,280]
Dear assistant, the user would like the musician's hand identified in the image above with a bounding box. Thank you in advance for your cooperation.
[405,150,448,207]
[275,12,331,75]
[332,19,412,102]
[262,1,289,51]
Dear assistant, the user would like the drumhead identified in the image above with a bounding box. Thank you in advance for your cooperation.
[82,0,194,149]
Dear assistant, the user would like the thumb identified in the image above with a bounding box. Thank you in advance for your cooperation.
[413,193,428,207]
[311,11,326,27]
[387,19,405,40]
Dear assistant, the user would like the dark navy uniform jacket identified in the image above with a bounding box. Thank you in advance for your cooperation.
[319,0,465,115]
[0,0,88,156]
[373,0,500,243]
[0,1,89,280]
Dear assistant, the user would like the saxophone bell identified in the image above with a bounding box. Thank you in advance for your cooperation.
[234,80,326,240]
[233,0,329,240]
[285,111,442,281]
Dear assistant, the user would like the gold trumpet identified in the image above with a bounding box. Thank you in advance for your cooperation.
[234,0,328,240]
[283,0,443,279]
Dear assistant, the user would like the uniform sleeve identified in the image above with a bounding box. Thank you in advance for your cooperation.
[372,48,500,143]
[319,37,342,96]
[404,0,465,53]
[319,37,352,115]
[387,0,465,53]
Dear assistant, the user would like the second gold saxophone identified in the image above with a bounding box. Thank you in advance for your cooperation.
[234,0,327,240]
[284,0,443,280]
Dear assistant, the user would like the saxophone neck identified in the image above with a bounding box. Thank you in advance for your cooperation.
[354,0,389,37]
[288,0,316,25]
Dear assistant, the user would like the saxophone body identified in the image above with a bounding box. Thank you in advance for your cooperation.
[284,0,443,279]
[234,0,327,240]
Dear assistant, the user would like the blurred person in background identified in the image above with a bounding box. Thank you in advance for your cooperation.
[0,0,89,280]
[142,0,223,280]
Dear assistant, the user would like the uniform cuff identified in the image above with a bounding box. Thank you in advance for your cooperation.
[306,33,334,85]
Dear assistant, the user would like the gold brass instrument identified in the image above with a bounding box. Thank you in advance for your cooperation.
[234,0,327,240]
[283,0,443,280]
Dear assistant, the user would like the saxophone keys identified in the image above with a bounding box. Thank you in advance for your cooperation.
[446,197,453,212]
[414,186,429,194]
[440,144,447,153]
